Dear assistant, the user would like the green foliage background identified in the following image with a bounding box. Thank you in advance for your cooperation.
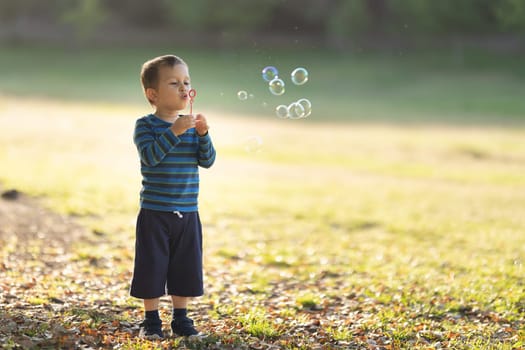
[1,0,524,45]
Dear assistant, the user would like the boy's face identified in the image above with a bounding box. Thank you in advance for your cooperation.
[148,64,191,111]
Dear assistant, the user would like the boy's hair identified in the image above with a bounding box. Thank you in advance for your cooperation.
[140,54,187,104]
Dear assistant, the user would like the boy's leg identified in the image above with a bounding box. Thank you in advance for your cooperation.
[145,298,160,311]
[167,212,203,336]
[170,295,199,336]
[140,297,163,338]
[171,295,189,308]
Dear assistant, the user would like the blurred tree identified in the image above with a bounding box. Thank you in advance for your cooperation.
[324,1,365,46]
[0,0,62,24]
[208,0,277,33]
[495,0,525,32]
[161,0,210,30]
[387,0,508,34]
[0,0,62,44]
[304,0,388,48]
[0,0,523,47]
[162,0,279,38]
[302,0,362,48]
[104,0,169,28]
[60,0,107,40]
[0,0,51,20]
[0,0,25,20]
[366,0,388,33]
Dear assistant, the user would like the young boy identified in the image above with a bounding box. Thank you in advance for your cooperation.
[131,54,216,338]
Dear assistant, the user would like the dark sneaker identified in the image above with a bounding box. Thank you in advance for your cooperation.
[171,316,199,337]
[139,318,163,339]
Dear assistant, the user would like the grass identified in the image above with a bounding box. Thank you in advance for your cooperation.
[296,294,320,310]
[1,45,525,348]
[236,307,283,338]
[1,94,522,348]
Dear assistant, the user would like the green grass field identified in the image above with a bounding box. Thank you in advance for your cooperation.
[1,45,524,349]
[1,45,524,123]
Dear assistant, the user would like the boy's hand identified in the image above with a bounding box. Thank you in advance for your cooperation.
[171,115,196,136]
[195,114,209,136]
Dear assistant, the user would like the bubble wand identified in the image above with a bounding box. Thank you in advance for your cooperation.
[188,89,197,115]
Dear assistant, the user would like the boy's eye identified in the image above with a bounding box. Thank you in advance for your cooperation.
[169,81,190,87]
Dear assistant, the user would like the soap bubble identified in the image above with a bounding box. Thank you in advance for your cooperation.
[269,78,285,96]
[297,98,312,117]
[275,104,289,118]
[243,136,263,153]
[288,102,306,119]
[262,66,279,82]
[291,67,309,85]
[237,90,248,101]
[249,93,255,99]
[297,98,311,111]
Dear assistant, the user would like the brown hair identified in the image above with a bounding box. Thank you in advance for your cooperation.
[140,55,187,104]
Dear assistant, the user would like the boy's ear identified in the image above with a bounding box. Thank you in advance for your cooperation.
[145,88,157,103]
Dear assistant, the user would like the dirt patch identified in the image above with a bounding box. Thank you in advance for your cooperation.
[0,188,88,259]
[0,188,113,349]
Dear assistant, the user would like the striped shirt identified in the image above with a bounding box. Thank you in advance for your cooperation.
[133,114,216,212]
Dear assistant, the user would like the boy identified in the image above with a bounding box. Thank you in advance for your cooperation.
[131,54,216,338]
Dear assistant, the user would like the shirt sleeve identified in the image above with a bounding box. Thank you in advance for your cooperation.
[197,133,216,168]
[133,118,180,167]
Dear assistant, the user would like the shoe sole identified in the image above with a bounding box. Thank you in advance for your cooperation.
[172,331,206,339]
[139,329,164,340]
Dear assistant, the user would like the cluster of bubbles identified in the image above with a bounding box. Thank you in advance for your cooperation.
[237,66,311,118]
[275,98,312,119]
[261,66,309,96]
[237,65,311,152]
[262,66,311,119]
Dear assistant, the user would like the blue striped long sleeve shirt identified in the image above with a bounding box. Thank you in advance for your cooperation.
[133,114,216,212]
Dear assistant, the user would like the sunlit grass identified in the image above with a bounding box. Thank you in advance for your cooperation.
[236,307,283,338]
[26,297,48,306]
[296,293,320,310]
[1,95,524,347]
[326,326,353,342]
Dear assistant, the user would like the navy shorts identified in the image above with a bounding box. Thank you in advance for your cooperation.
[130,208,203,299]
